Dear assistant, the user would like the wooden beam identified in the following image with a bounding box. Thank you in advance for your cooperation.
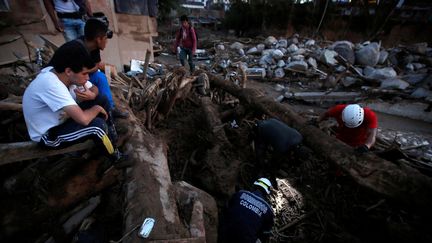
[0,140,94,166]
[207,73,432,209]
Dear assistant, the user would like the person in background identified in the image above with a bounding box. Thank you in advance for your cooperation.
[317,104,378,153]
[173,15,197,73]
[43,0,93,42]
[23,41,125,163]
[219,178,274,243]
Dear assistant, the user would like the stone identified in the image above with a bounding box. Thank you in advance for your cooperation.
[288,44,299,53]
[274,68,285,78]
[305,39,315,47]
[405,63,414,72]
[277,39,288,48]
[401,73,428,85]
[355,42,380,66]
[272,49,284,59]
[259,54,273,67]
[238,49,244,57]
[408,42,428,55]
[277,60,286,67]
[320,50,338,66]
[332,41,355,64]
[230,42,244,50]
[335,65,347,73]
[285,60,308,71]
[412,63,426,70]
[262,49,273,56]
[380,78,410,90]
[307,57,317,69]
[274,84,285,92]
[292,55,305,61]
[363,66,375,76]
[257,44,265,52]
[342,76,361,87]
[378,50,389,64]
[410,87,432,99]
[265,36,278,47]
[294,48,306,55]
[216,44,225,51]
[365,67,397,80]
[246,47,259,55]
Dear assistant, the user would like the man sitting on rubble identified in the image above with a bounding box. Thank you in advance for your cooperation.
[219,178,274,243]
[173,15,197,73]
[317,104,378,153]
[252,118,304,169]
[52,15,129,119]
[23,41,126,163]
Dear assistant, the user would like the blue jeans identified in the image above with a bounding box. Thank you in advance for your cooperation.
[60,18,85,42]
[89,71,114,110]
[179,47,195,72]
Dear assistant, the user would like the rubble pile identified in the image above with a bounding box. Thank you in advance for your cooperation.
[203,35,432,106]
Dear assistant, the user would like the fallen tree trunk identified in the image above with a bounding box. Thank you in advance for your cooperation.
[199,97,241,198]
[207,73,432,208]
[122,109,188,242]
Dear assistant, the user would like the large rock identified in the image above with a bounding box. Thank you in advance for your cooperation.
[246,47,259,55]
[378,50,389,64]
[274,68,285,78]
[259,54,273,67]
[342,76,361,87]
[307,57,317,69]
[230,42,244,50]
[332,41,355,64]
[292,55,305,61]
[365,67,397,80]
[257,44,265,52]
[320,50,338,66]
[355,42,380,66]
[272,49,284,59]
[402,73,428,85]
[265,36,278,47]
[408,42,428,55]
[305,39,315,47]
[285,60,308,71]
[277,39,288,48]
[277,60,286,67]
[287,44,299,53]
[380,78,410,90]
[410,87,432,99]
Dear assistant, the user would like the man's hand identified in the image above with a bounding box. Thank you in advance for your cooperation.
[355,144,369,153]
[75,87,96,102]
[98,106,108,120]
[54,19,64,32]
[192,49,196,55]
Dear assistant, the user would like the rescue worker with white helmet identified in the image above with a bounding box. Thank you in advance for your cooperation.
[219,178,274,243]
[318,104,378,152]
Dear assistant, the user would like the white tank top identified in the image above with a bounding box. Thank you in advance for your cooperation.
[53,0,80,13]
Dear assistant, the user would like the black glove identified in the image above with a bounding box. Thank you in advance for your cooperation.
[355,144,369,153]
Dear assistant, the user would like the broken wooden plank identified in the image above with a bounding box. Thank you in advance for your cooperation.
[0,140,94,166]
[207,72,432,209]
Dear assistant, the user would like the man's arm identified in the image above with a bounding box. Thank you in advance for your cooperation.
[63,104,107,126]
[364,128,377,149]
[43,0,63,32]
[191,27,197,55]
[84,0,93,17]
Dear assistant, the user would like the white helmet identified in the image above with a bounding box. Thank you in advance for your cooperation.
[253,178,272,195]
[342,104,364,128]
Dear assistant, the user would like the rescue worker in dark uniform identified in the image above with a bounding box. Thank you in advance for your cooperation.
[252,118,303,168]
[219,178,274,243]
